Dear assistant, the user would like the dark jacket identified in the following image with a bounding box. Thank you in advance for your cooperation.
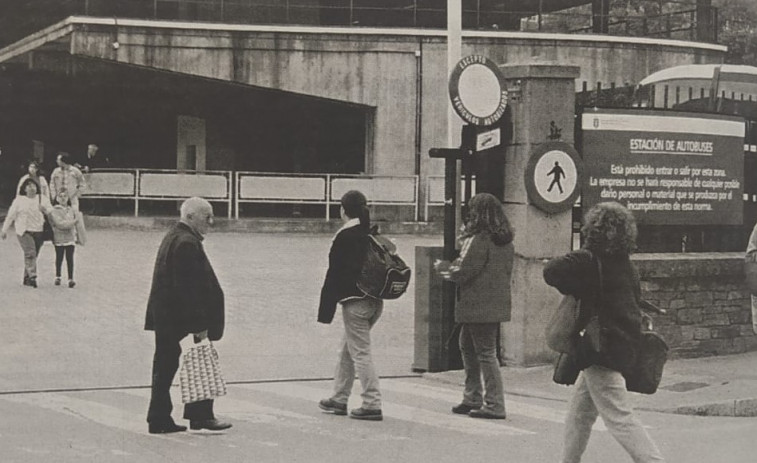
[145,222,225,340]
[447,233,514,323]
[543,249,642,374]
[318,221,369,324]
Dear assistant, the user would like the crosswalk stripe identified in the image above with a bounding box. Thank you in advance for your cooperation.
[1,392,196,444]
[239,382,534,436]
[380,379,608,431]
[122,388,320,425]
[125,388,407,441]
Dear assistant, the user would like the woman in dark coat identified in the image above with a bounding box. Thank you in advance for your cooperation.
[318,190,384,421]
[543,201,664,463]
[435,193,514,419]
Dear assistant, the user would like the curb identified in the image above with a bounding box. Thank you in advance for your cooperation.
[656,398,757,417]
[421,371,757,418]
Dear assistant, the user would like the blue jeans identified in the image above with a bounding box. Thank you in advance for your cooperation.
[331,297,383,410]
[562,365,665,463]
[459,323,505,415]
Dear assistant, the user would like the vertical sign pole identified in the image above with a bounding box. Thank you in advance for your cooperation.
[443,1,463,370]
[447,0,462,259]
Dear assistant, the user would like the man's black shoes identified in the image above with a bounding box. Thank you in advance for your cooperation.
[148,421,187,434]
[189,419,233,431]
[451,403,481,415]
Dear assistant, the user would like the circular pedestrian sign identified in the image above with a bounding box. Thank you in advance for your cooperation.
[449,55,508,126]
[525,142,582,214]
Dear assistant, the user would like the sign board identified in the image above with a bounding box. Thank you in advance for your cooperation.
[476,128,501,151]
[525,142,582,214]
[580,109,745,225]
[448,55,508,126]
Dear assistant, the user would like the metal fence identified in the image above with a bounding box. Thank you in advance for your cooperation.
[81,168,419,220]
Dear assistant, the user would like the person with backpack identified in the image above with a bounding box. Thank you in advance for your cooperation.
[317,190,384,421]
[434,193,514,419]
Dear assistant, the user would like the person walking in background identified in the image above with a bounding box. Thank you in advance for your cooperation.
[434,193,514,420]
[50,152,85,211]
[318,190,384,421]
[1,178,49,287]
[144,197,231,434]
[46,188,82,288]
[746,221,757,334]
[17,160,51,208]
[543,201,664,463]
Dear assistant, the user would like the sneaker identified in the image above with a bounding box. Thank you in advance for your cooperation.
[54,277,61,286]
[451,403,481,415]
[318,398,347,416]
[68,280,76,288]
[469,408,506,420]
[28,277,37,288]
[349,407,383,421]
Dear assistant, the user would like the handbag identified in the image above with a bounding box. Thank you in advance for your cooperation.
[545,294,582,354]
[745,252,757,296]
[624,330,669,394]
[179,340,227,404]
[41,216,54,242]
[552,353,580,385]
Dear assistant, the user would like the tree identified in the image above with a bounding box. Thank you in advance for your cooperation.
[714,0,757,65]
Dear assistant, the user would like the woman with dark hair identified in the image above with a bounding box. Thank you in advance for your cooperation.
[544,202,664,463]
[16,160,51,207]
[434,192,515,419]
[1,178,48,287]
[317,190,384,421]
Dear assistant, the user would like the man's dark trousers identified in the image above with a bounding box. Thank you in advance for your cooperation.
[147,331,214,424]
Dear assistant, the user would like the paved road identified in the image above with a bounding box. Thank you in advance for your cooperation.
[0,229,438,392]
[1,377,755,463]
[2,229,756,462]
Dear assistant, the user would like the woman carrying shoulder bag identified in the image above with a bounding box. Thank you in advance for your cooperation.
[434,193,514,419]
[543,201,664,463]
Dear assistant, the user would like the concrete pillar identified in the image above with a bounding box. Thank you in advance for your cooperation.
[499,63,580,366]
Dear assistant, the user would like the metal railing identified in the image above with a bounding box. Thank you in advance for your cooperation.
[235,171,418,220]
[81,168,418,220]
[81,168,233,217]
[0,0,721,49]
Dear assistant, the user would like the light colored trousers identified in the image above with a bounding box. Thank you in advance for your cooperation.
[562,365,665,463]
[331,297,383,410]
[459,323,506,415]
[750,295,757,334]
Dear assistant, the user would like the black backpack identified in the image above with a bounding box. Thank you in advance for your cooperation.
[356,229,411,300]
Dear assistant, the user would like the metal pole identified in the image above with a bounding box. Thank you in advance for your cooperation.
[447,0,462,253]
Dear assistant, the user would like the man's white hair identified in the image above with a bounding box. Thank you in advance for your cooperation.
[180,197,212,220]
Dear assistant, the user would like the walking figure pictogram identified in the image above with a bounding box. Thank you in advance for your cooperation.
[546,161,566,194]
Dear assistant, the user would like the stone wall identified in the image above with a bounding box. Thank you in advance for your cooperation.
[633,252,757,358]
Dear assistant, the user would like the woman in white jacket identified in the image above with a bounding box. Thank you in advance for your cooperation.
[1,178,49,287]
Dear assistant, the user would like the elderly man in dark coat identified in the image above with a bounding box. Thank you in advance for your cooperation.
[145,197,231,434]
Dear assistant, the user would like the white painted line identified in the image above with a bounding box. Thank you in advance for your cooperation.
[240,382,534,436]
[380,379,607,432]
[1,392,195,444]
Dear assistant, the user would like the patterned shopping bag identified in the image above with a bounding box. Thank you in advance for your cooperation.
[179,341,227,404]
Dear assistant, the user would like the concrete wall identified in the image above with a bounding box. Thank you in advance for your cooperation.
[62,20,724,205]
[634,253,757,358]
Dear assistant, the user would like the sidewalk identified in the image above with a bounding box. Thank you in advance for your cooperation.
[424,350,757,417]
